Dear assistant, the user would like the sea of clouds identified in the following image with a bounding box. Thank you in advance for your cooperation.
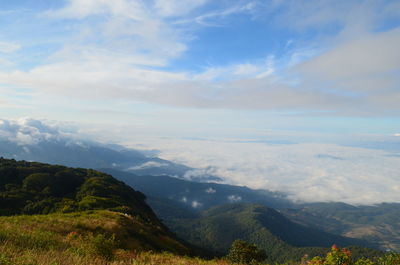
[126,137,400,205]
[1,118,399,205]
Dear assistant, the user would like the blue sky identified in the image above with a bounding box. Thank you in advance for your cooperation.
[1,0,400,140]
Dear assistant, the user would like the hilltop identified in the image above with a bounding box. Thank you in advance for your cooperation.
[0,158,193,258]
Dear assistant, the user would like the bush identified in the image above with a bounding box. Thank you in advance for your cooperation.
[0,254,12,265]
[306,245,400,265]
[226,239,267,264]
[88,233,117,260]
[376,252,400,265]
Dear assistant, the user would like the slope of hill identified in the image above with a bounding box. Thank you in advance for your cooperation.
[164,203,379,263]
[102,169,400,253]
[0,158,193,257]
[282,202,400,252]
[0,118,220,181]
[0,137,193,178]
[102,168,292,211]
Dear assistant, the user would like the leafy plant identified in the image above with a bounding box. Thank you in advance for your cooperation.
[226,239,266,264]
[88,233,117,260]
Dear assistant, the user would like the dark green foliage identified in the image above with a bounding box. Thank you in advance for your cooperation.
[102,168,291,211]
[226,240,266,264]
[282,202,400,251]
[376,252,400,265]
[305,246,399,265]
[88,234,117,260]
[0,158,197,258]
[166,203,381,263]
[0,158,162,228]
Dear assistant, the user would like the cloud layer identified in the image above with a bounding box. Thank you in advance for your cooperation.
[0,118,78,146]
[126,137,400,205]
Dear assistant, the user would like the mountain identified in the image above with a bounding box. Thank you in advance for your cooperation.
[102,168,292,211]
[2,118,398,254]
[0,158,193,256]
[0,118,220,182]
[165,203,380,263]
[0,137,191,177]
[282,202,400,252]
[102,169,399,254]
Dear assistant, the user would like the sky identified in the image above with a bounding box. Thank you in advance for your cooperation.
[0,0,400,204]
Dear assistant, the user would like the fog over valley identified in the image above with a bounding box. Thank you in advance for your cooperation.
[1,117,399,205]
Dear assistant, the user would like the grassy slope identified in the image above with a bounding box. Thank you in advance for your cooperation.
[0,210,209,265]
[0,158,201,261]
[0,210,393,265]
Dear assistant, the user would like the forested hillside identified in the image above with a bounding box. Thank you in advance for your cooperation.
[0,158,193,256]
[165,203,380,263]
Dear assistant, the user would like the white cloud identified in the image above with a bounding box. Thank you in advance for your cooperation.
[127,161,169,170]
[205,187,216,194]
[298,28,400,81]
[2,117,399,205]
[183,167,218,181]
[228,195,242,203]
[126,137,400,205]
[191,2,256,26]
[0,118,83,146]
[42,0,188,70]
[233,64,259,76]
[155,0,208,17]
[394,134,400,137]
[0,41,20,53]
[191,200,203,208]
[45,0,144,19]
[294,27,400,114]
[264,0,397,34]
[0,0,398,117]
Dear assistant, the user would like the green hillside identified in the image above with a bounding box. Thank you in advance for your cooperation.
[0,158,193,256]
[166,203,381,263]
[0,210,193,263]
[282,202,400,251]
[104,168,399,253]
[0,158,392,265]
[102,168,291,210]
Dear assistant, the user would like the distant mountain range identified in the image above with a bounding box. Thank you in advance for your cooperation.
[0,133,220,182]
[0,158,383,264]
[1,122,399,255]
[281,202,400,252]
[102,168,291,210]
[165,203,382,263]
[101,169,400,254]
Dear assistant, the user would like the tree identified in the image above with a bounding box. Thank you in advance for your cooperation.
[226,239,267,264]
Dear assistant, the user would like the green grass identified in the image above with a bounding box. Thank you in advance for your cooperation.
[0,210,196,264]
[0,210,398,265]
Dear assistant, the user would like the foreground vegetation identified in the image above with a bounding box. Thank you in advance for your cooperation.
[0,158,193,255]
[0,210,397,265]
[0,226,399,265]
[167,203,380,263]
[0,210,224,264]
[0,158,398,265]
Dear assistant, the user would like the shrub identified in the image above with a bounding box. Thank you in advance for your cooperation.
[376,252,400,265]
[88,233,117,260]
[325,245,351,265]
[226,239,267,264]
[0,254,12,265]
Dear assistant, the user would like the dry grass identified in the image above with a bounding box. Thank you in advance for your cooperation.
[0,210,231,265]
[0,243,231,265]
